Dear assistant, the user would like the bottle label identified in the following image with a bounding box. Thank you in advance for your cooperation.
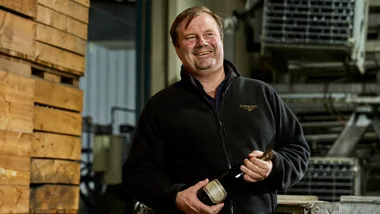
[203,179,227,204]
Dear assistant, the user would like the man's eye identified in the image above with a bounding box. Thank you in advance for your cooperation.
[186,36,195,40]
[206,33,214,37]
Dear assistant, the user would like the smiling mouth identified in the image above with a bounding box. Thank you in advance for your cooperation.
[194,51,212,56]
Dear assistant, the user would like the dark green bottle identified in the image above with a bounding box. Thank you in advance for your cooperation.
[197,149,275,205]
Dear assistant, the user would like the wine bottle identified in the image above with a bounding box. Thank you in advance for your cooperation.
[197,149,275,206]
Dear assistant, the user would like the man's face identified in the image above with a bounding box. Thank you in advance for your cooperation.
[175,13,224,75]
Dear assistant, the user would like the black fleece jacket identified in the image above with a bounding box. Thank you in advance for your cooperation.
[123,59,310,214]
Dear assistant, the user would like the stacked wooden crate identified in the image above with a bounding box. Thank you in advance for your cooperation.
[0,0,89,213]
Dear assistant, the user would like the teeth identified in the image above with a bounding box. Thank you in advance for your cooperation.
[196,51,211,56]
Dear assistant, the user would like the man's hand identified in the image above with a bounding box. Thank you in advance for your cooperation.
[240,150,273,183]
[176,179,224,214]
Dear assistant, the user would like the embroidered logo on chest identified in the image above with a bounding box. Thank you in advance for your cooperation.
[239,104,258,112]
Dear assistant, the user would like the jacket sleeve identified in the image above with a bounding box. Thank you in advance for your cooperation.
[122,104,186,213]
[266,87,310,190]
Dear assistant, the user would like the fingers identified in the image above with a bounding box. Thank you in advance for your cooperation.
[240,150,273,183]
[240,162,262,182]
[176,179,224,214]
[194,178,209,191]
[248,150,263,158]
[210,203,224,214]
[200,202,224,214]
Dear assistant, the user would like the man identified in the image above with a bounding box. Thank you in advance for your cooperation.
[123,5,310,214]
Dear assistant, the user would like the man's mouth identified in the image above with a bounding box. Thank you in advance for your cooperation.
[194,51,212,56]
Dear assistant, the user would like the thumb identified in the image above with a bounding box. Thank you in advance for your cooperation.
[194,178,209,190]
[249,150,263,158]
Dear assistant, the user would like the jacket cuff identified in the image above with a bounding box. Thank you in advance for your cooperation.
[167,183,188,213]
[267,151,283,189]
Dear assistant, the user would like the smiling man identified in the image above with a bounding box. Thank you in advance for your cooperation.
[123,5,310,214]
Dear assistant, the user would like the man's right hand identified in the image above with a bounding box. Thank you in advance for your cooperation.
[175,179,224,214]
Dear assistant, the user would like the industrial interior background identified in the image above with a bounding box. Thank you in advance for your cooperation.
[79,0,380,213]
[0,0,379,213]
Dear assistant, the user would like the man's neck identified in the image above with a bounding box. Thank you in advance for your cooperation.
[194,68,225,99]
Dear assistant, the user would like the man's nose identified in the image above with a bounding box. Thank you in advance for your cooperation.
[197,36,208,47]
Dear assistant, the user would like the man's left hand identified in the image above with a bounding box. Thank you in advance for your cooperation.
[240,150,273,183]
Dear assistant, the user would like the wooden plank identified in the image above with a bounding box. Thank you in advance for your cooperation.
[72,0,90,8]
[36,23,86,56]
[0,0,37,18]
[31,159,80,184]
[0,185,29,214]
[30,185,79,213]
[31,132,81,160]
[0,10,36,58]
[32,66,78,87]
[36,5,88,40]
[0,54,31,77]
[35,41,85,76]
[0,130,31,157]
[0,155,30,185]
[41,72,60,83]
[37,0,89,23]
[0,71,34,133]
[33,106,82,136]
[34,78,83,112]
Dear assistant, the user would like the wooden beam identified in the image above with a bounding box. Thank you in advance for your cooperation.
[30,185,79,213]
[0,155,30,185]
[0,0,37,18]
[41,72,60,83]
[36,23,87,56]
[35,41,85,76]
[31,159,80,184]
[72,0,90,8]
[31,132,81,160]
[0,130,31,157]
[0,71,34,133]
[0,54,31,77]
[33,106,82,136]
[0,10,36,58]
[37,0,89,23]
[0,185,29,214]
[36,5,88,40]
[34,78,83,112]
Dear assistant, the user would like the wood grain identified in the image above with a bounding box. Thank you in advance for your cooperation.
[0,185,29,214]
[0,10,36,58]
[0,0,37,18]
[0,155,30,185]
[36,5,88,40]
[30,185,79,213]
[0,71,34,133]
[37,0,89,23]
[0,54,31,77]
[31,159,80,184]
[72,0,90,8]
[36,23,87,56]
[0,130,32,157]
[35,41,85,75]
[32,132,81,160]
[33,106,82,136]
[34,78,83,112]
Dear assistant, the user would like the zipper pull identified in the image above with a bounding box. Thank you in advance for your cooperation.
[217,112,223,128]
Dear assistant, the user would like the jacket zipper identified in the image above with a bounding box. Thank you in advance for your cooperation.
[192,75,235,214]
[218,88,235,214]
[215,111,232,169]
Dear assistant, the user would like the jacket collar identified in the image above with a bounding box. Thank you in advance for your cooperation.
[179,59,241,86]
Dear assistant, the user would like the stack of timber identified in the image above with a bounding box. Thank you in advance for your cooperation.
[0,0,89,213]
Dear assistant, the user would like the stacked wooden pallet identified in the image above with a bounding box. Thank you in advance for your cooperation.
[0,0,89,213]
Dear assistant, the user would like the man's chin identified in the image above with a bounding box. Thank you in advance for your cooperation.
[195,62,215,71]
